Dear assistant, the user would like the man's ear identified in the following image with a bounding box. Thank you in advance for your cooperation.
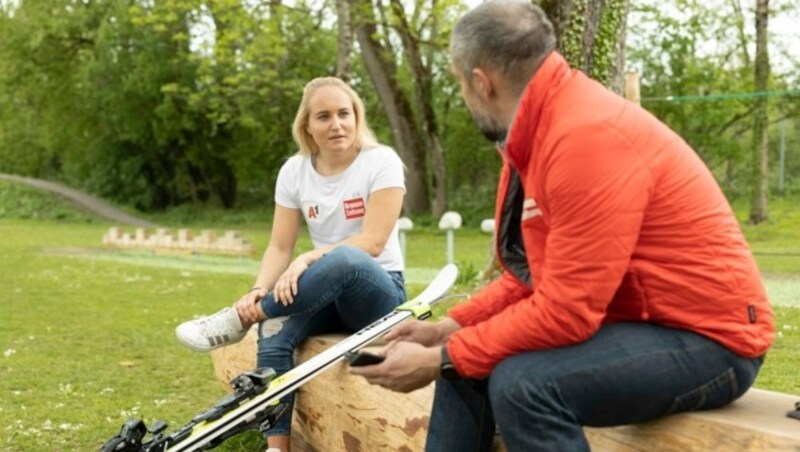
[470,67,494,100]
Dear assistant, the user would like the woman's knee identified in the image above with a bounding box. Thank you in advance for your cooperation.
[318,245,373,273]
[257,317,295,353]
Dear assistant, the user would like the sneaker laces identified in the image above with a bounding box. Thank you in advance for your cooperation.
[194,309,243,337]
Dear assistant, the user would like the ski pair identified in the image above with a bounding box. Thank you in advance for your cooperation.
[101,264,459,451]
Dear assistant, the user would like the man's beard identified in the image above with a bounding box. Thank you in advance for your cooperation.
[471,111,507,143]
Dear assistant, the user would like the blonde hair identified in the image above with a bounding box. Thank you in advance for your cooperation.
[291,77,378,156]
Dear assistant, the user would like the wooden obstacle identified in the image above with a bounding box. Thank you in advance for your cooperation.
[102,227,255,256]
[210,333,800,451]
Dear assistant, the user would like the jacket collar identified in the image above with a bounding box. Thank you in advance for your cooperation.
[504,52,573,171]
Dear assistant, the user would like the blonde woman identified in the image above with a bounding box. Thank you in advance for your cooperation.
[176,77,407,451]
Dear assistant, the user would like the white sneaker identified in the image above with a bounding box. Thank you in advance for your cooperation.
[175,307,248,352]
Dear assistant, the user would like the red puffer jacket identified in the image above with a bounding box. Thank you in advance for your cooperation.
[447,53,774,379]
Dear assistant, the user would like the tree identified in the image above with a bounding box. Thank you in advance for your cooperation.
[749,0,769,224]
[0,0,338,210]
[626,0,799,201]
[352,0,453,216]
[335,0,354,81]
[541,0,631,92]
[627,0,758,193]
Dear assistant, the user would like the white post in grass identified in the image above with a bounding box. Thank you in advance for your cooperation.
[438,211,462,265]
[480,219,495,235]
[397,217,414,262]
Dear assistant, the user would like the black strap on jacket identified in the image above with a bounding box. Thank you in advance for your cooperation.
[497,168,531,287]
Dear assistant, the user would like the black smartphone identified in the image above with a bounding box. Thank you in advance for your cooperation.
[344,350,386,367]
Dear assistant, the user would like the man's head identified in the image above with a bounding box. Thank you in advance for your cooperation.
[450,0,556,142]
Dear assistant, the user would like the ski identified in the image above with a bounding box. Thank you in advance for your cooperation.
[102,264,458,452]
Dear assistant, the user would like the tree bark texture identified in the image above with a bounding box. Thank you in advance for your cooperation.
[540,0,630,93]
[353,0,431,214]
[335,0,353,82]
[749,0,769,224]
[388,0,447,216]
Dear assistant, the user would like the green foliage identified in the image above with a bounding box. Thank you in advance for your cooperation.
[446,178,497,226]
[455,259,480,287]
[0,0,336,211]
[1,0,797,220]
[0,0,501,217]
[591,0,626,86]
[0,180,96,222]
[558,0,587,69]
[627,0,800,197]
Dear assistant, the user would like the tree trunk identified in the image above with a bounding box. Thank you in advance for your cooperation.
[541,0,630,93]
[749,0,769,224]
[354,0,430,214]
[335,0,353,82]
[729,0,752,69]
[388,0,447,217]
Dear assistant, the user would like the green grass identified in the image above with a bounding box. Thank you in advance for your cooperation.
[0,180,98,223]
[0,183,798,450]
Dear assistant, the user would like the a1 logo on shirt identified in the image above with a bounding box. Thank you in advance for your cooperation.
[303,202,322,221]
[343,197,366,220]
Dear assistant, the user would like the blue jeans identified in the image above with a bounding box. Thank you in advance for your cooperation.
[256,245,406,436]
[426,322,763,452]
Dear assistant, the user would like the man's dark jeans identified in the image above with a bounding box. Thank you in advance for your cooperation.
[426,322,763,451]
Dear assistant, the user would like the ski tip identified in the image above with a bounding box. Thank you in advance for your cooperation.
[406,264,460,307]
[439,264,459,287]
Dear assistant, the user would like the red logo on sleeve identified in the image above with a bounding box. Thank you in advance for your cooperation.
[343,198,366,219]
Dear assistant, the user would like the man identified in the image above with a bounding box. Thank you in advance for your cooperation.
[351,1,774,450]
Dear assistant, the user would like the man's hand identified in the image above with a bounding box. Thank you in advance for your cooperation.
[349,342,441,393]
[383,317,462,346]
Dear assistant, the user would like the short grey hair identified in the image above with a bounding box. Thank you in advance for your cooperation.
[450,0,556,92]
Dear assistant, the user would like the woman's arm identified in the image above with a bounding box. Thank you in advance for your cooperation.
[273,186,405,306]
[253,205,303,290]
[302,186,405,263]
[236,205,301,324]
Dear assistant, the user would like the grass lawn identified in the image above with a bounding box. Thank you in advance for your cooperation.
[0,182,798,450]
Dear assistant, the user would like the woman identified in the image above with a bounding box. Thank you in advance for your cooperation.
[176,76,407,451]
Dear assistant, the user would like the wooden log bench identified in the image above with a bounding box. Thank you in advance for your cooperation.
[210,330,800,451]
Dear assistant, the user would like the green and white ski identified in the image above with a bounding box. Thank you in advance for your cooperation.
[102,264,458,452]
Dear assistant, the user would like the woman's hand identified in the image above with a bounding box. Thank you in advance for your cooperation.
[234,288,267,327]
[273,253,315,305]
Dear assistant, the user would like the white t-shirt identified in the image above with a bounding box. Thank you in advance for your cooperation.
[274,145,406,271]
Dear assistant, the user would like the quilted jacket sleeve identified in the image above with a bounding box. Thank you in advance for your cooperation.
[448,271,532,327]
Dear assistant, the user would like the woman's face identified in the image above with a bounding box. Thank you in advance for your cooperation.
[306,86,357,155]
